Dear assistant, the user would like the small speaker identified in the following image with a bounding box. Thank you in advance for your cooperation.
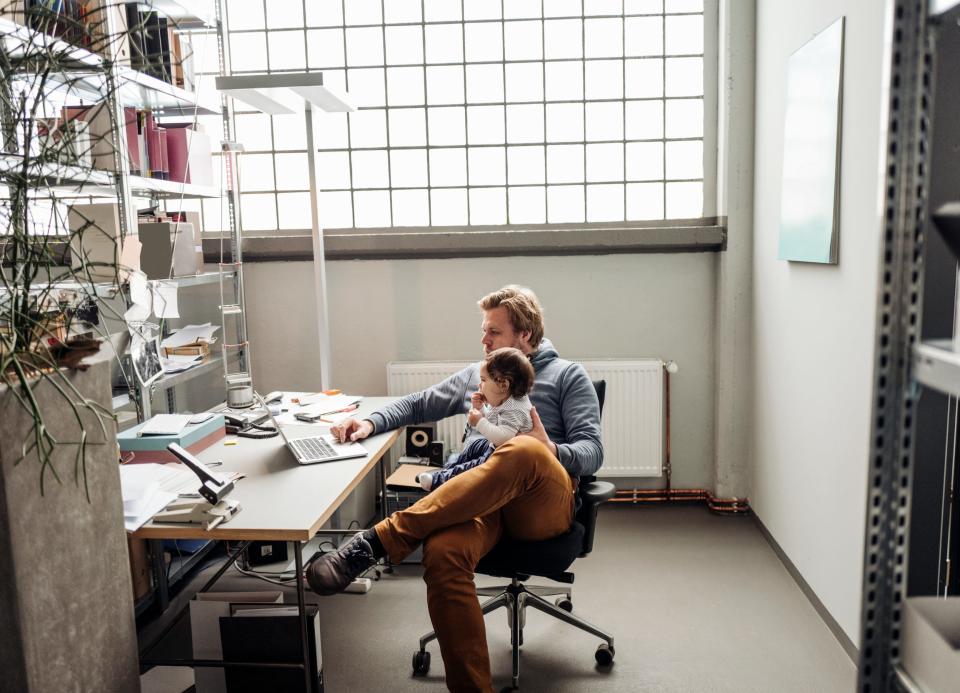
[428,441,445,467]
[406,425,433,458]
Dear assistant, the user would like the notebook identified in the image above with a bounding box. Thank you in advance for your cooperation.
[138,413,192,437]
[259,396,368,465]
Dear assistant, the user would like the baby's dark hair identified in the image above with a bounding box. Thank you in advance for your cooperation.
[484,347,535,398]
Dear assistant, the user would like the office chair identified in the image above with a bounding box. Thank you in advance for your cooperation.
[412,380,616,691]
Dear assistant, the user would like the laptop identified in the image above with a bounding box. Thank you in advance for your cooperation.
[258,396,369,465]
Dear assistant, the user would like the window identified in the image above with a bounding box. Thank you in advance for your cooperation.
[214,0,714,233]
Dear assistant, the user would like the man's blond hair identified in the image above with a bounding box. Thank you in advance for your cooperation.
[478,285,545,348]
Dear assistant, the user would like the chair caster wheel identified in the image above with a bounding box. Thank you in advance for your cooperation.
[412,650,430,675]
[555,597,573,612]
[595,642,615,666]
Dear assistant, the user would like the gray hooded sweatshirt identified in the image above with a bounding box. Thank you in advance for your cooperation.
[367,338,603,478]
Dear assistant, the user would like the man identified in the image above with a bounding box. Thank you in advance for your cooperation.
[307,285,603,693]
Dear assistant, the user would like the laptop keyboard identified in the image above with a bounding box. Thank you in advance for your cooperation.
[290,436,337,461]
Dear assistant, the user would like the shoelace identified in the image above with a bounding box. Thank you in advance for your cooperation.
[342,538,373,573]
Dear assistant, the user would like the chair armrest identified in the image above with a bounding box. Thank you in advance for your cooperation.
[581,481,616,505]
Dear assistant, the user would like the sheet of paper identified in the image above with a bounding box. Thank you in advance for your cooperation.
[120,463,180,503]
[161,322,220,349]
[124,302,151,324]
[129,270,151,309]
[124,490,176,532]
[297,393,363,415]
[152,281,179,319]
[161,357,200,374]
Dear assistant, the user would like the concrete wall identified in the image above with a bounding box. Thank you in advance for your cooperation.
[751,0,887,644]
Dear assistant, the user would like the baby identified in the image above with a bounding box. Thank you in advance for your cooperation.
[417,346,535,492]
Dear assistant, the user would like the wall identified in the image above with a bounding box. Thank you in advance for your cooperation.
[243,253,718,491]
[751,0,886,644]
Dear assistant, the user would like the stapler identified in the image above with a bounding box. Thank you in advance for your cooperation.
[153,497,241,531]
[152,443,242,529]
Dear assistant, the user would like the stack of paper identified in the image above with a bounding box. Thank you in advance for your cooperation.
[161,353,203,374]
[298,393,363,418]
[119,463,179,531]
[161,323,220,351]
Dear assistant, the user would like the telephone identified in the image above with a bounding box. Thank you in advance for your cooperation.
[223,414,246,430]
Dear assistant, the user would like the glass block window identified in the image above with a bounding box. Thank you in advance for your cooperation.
[221,0,711,232]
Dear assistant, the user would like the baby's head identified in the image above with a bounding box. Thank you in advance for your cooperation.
[483,347,536,400]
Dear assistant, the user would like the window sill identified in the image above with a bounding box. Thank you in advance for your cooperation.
[202,219,726,262]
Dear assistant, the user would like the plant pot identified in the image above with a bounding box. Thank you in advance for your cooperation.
[0,350,140,692]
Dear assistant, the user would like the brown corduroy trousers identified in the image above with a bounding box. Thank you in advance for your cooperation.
[375,436,575,693]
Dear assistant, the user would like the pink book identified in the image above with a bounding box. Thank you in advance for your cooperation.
[157,128,169,180]
[165,126,190,183]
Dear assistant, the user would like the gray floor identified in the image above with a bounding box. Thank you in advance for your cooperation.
[140,505,857,692]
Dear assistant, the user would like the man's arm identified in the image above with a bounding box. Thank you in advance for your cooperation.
[366,365,477,434]
[526,364,603,477]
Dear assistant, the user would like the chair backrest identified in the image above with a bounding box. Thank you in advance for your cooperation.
[575,379,610,556]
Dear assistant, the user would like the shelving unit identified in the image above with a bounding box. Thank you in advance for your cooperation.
[859,1,960,691]
[1,2,246,617]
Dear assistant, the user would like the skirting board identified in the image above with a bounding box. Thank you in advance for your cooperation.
[752,515,859,664]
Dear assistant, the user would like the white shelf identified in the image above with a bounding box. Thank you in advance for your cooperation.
[0,17,103,69]
[0,154,114,188]
[215,72,355,115]
[0,156,221,200]
[1,17,218,116]
[135,0,218,29]
[913,339,960,397]
[127,176,221,200]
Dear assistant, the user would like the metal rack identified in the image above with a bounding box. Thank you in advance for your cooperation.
[859,1,960,690]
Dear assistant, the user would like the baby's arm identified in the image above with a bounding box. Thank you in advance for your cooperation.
[474,418,521,447]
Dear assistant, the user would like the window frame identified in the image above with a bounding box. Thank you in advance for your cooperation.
[216,0,722,258]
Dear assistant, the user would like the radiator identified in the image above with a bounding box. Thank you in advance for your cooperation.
[386,358,664,478]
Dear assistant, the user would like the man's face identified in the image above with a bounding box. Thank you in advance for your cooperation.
[481,306,532,355]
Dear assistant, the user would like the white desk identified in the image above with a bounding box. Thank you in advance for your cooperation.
[137,395,400,691]
[132,396,399,542]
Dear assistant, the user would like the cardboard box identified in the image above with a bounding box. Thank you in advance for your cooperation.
[163,340,211,358]
[68,203,140,280]
[127,536,151,602]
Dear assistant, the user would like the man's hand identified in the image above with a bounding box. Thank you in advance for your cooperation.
[331,417,373,443]
[467,408,483,426]
[471,391,485,410]
[523,407,558,459]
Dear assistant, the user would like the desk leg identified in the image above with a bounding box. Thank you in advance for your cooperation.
[141,541,250,662]
[378,457,388,521]
[149,539,169,612]
[294,542,313,693]
[377,458,394,573]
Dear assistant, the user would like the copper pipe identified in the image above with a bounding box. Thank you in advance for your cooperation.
[664,362,672,496]
[609,488,750,514]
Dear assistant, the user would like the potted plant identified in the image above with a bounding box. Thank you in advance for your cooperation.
[0,4,145,690]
